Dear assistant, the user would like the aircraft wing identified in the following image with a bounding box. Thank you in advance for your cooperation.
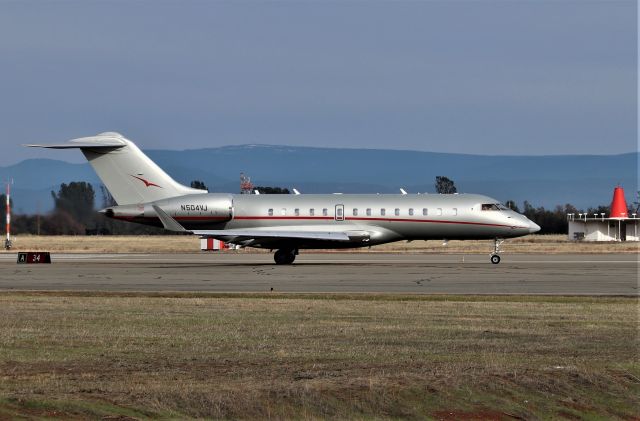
[193,229,351,241]
[152,205,356,242]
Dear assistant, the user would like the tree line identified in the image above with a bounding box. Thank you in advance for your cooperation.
[2,182,164,235]
[0,178,632,235]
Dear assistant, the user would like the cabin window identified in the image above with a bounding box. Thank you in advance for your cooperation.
[452,208,458,216]
[395,208,400,216]
[353,208,358,216]
[309,208,315,216]
[437,208,442,216]
[336,207,343,218]
[322,208,328,216]
[423,208,428,216]
[294,208,300,216]
[366,208,372,216]
[281,208,286,216]
[409,208,414,216]
[381,208,386,216]
[268,208,273,216]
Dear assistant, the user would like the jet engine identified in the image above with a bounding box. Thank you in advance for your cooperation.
[101,193,234,228]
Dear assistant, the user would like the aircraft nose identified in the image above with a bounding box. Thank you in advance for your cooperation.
[528,220,541,233]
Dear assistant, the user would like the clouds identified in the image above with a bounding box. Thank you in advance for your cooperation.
[0,1,636,164]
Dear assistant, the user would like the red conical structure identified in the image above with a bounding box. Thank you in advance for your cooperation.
[609,186,629,219]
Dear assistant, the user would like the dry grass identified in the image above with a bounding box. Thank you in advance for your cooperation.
[0,293,638,419]
[2,234,203,254]
[2,234,638,254]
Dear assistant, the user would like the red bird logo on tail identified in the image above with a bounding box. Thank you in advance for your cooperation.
[130,175,162,188]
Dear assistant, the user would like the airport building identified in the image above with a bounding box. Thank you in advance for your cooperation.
[567,186,639,242]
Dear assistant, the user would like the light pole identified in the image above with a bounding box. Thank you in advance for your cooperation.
[4,179,12,250]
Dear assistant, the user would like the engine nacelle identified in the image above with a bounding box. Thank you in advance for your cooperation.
[101,193,233,227]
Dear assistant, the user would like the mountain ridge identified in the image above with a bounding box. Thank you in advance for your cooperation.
[1,145,637,214]
[174,143,637,157]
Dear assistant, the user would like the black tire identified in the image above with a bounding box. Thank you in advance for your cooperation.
[274,249,286,264]
[274,249,296,265]
[490,254,501,264]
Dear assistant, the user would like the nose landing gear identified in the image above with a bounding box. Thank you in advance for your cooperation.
[274,248,298,265]
[490,238,504,264]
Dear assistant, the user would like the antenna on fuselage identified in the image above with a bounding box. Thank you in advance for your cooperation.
[400,188,407,195]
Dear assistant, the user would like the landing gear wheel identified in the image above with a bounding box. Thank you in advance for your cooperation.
[490,238,504,264]
[274,248,297,265]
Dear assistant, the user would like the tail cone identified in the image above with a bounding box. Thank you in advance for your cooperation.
[609,186,629,219]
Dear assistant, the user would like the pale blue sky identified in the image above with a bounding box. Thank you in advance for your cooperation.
[0,0,636,165]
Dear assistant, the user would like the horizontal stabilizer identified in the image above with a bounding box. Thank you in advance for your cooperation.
[25,133,127,149]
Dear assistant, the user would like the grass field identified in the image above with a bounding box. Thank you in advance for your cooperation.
[0,293,638,420]
[2,234,638,254]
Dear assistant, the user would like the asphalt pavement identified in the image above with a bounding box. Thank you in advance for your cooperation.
[0,252,636,295]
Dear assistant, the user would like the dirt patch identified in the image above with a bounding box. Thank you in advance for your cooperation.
[432,409,520,420]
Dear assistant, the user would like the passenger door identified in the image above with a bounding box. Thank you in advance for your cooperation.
[335,204,344,221]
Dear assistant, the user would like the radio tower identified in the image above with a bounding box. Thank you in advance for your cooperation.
[240,172,254,194]
[5,179,12,250]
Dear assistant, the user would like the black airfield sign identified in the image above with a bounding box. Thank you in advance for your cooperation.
[17,252,51,264]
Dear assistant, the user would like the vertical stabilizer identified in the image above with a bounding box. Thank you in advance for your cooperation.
[27,132,206,205]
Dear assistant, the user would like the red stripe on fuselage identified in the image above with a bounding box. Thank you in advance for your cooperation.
[114,215,523,229]
[113,215,229,221]
[235,216,518,228]
[346,217,523,228]
[234,216,334,220]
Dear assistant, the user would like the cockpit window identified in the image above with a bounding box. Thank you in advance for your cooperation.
[481,203,502,211]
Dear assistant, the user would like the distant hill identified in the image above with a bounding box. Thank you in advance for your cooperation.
[1,145,637,214]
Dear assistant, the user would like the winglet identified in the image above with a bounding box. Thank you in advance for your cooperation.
[152,205,190,233]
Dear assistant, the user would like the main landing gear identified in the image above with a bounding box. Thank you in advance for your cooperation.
[274,248,298,265]
[490,238,504,264]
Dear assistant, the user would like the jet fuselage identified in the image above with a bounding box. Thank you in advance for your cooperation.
[104,192,539,249]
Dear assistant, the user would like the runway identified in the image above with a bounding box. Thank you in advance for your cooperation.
[0,252,637,295]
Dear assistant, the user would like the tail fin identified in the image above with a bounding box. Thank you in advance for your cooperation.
[27,132,206,205]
